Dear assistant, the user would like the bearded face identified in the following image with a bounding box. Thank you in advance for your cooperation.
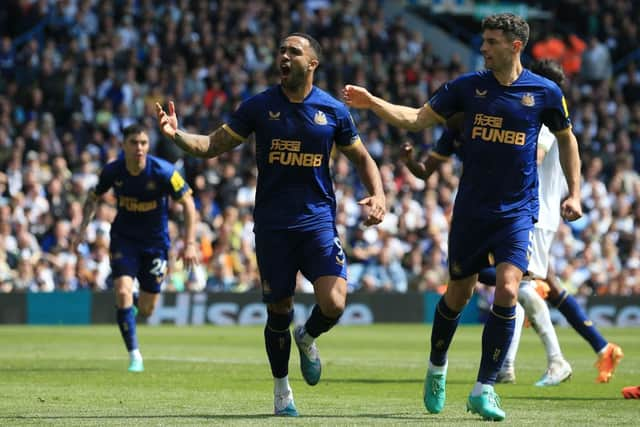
[278,36,317,91]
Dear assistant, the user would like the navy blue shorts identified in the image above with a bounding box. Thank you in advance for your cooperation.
[448,214,534,280]
[110,234,168,293]
[255,227,347,303]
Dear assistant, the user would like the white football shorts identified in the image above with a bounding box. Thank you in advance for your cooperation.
[527,227,556,279]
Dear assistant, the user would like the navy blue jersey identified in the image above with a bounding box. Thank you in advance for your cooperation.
[429,69,571,220]
[93,155,191,248]
[224,85,361,231]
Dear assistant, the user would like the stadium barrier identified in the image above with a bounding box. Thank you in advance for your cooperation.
[0,293,27,323]
[99,292,427,325]
[0,292,638,326]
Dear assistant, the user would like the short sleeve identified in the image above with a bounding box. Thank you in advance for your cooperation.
[225,96,259,140]
[427,76,465,119]
[334,106,359,149]
[167,169,191,200]
[93,164,115,196]
[432,128,459,159]
[541,83,571,133]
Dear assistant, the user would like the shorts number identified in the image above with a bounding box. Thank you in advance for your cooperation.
[149,258,167,276]
[334,237,345,262]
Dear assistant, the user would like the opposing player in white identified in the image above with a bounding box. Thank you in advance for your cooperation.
[500,59,623,385]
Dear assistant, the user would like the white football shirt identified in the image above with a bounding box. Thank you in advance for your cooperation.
[536,125,568,232]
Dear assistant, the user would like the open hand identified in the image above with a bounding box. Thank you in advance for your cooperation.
[342,85,374,109]
[181,242,199,272]
[155,101,178,139]
[358,195,386,226]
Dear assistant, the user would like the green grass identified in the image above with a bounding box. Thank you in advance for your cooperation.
[0,324,638,426]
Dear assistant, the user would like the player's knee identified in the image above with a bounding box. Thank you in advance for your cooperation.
[114,288,131,305]
[445,286,474,311]
[267,298,294,314]
[447,296,470,312]
[266,309,294,331]
[495,285,518,304]
[518,283,546,312]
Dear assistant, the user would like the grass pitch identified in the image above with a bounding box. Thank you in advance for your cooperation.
[0,324,638,426]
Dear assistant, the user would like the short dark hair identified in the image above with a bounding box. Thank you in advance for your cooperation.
[529,59,565,86]
[122,124,147,140]
[481,13,529,47]
[286,32,322,63]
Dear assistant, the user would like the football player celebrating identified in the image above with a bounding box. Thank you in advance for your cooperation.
[344,13,582,421]
[156,33,385,416]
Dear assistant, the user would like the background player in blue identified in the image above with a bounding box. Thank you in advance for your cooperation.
[344,13,582,421]
[155,33,386,417]
[73,124,198,373]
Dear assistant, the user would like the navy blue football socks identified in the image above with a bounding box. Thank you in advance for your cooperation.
[265,310,294,378]
[304,304,340,338]
[551,290,608,353]
[478,304,516,384]
[430,297,461,367]
[117,306,138,351]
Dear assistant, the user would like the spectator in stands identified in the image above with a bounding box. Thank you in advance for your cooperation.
[581,35,612,86]
[560,33,586,79]
[532,32,566,64]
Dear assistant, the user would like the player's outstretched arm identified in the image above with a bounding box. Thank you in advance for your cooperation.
[155,101,242,158]
[342,85,442,132]
[71,191,98,252]
[400,142,445,181]
[339,143,386,226]
[555,129,582,221]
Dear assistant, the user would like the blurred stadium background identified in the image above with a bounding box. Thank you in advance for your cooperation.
[0,1,639,323]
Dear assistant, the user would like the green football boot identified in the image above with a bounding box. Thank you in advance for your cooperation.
[466,385,505,421]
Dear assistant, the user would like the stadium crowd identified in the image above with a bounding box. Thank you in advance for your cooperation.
[0,0,639,297]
